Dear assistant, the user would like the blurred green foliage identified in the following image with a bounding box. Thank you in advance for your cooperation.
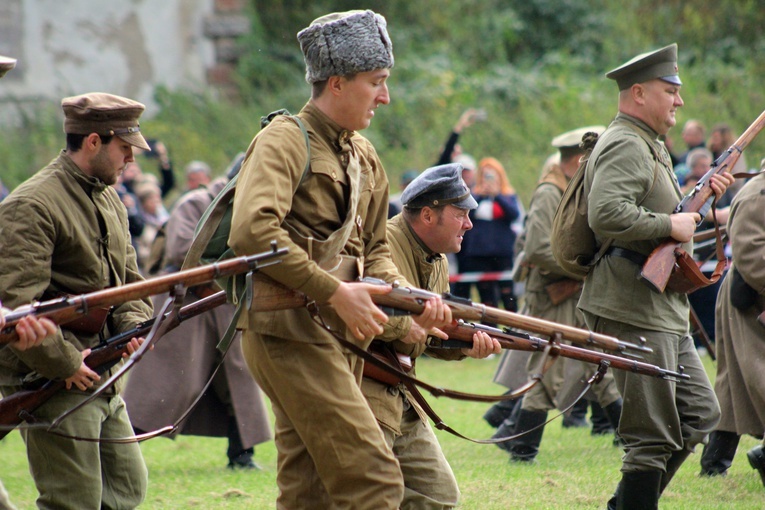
[3,0,765,206]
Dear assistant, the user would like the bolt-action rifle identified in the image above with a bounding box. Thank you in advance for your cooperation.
[434,321,688,381]
[0,243,286,345]
[0,291,227,440]
[640,110,765,294]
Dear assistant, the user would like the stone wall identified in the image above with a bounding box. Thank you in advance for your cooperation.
[0,0,250,116]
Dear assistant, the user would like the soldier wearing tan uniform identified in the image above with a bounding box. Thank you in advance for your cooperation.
[363,163,500,508]
[0,92,154,509]
[228,10,450,509]
[578,44,733,509]
[493,126,623,462]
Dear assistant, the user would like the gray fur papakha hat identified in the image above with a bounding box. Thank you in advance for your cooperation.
[297,10,394,84]
[61,92,150,150]
[402,163,478,210]
[606,43,681,91]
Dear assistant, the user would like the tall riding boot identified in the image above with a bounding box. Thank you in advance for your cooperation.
[483,392,519,428]
[660,448,692,494]
[700,430,740,477]
[590,401,613,435]
[503,409,548,462]
[227,418,259,470]
[562,398,588,428]
[616,470,662,510]
[602,398,623,446]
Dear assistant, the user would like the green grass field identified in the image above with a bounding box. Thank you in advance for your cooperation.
[2,353,762,509]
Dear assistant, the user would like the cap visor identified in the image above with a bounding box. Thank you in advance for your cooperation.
[660,75,682,86]
[118,131,151,151]
[456,195,479,210]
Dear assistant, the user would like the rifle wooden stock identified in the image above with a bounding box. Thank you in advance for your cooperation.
[641,109,765,293]
[438,322,688,381]
[0,291,227,440]
[247,275,650,354]
[0,243,286,344]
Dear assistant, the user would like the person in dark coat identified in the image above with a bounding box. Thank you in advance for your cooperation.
[123,156,272,469]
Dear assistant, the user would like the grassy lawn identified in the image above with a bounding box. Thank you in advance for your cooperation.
[1,352,762,509]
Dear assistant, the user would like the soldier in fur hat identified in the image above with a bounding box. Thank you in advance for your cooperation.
[228,10,452,509]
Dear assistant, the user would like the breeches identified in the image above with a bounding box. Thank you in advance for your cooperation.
[381,400,460,509]
[583,314,721,472]
[18,392,147,510]
[241,331,404,510]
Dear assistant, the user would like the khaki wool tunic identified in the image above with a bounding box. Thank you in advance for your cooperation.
[714,172,765,436]
[363,213,463,434]
[0,151,153,387]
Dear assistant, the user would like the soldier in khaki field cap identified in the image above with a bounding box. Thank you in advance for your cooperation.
[577,44,734,509]
[228,10,452,509]
[0,91,154,509]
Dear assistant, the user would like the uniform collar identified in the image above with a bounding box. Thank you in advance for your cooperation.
[301,101,354,154]
[397,214,442,264]
[614,112,661,140]
[59,150,108,194]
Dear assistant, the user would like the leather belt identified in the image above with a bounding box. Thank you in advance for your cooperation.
[605,246,647,266]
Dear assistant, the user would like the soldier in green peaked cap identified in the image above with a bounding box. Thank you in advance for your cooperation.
[606,43,681,90]
[578,43,735,509]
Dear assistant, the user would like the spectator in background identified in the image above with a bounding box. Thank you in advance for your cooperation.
[184,160,212,191]
[134,180,169,271]
[458,157,521,311]
[435,107,486,166]
[0,177,9,202]
[708,123,747,203]
[138,139,175,197]
[388,169,419,219]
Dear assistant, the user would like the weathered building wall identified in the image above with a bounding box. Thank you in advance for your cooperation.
[0,0,249,116]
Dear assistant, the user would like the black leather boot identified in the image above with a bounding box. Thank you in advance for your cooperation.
[602,398,623,446]
[605,481,620,510]
[700,430,740,477]
[483,393,519,428]
[616,470,662,510]
[562,398,588,428]
[590,401,613,435]
[503,409,548,462]
[227,419,260,470]
[747,445,765,488]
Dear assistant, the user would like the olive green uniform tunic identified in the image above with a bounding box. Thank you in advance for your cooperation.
[362,213,464,509]
[713,173,765,437]
[229,101,407,510]
[579,113,720,473]
[0,151,153,509]
[521,175,620,413]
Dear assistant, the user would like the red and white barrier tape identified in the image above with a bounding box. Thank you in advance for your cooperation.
[449,271,515,283]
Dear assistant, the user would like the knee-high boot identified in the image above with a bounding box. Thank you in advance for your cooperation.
[700,430,740,476]
[616,470,662,510]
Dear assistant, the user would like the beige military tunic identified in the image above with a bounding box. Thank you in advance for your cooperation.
[229,101,406,509]
[362,213,464,508]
